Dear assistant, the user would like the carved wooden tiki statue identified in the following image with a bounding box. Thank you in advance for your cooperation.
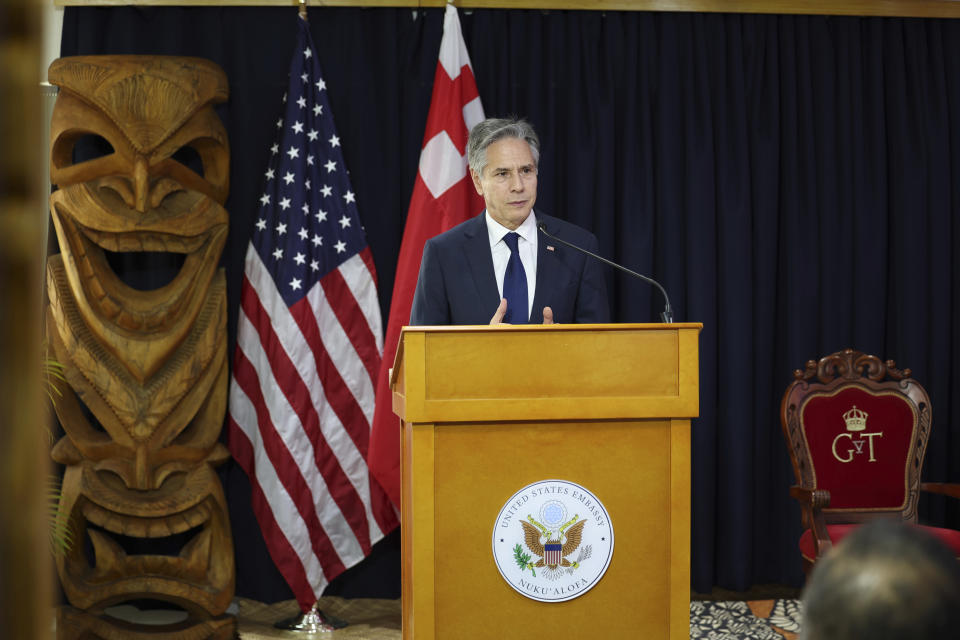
[45,56,235,628]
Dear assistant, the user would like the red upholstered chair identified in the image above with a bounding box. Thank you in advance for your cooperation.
[780,348,960,576]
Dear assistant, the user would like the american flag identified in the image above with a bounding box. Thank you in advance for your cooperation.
[228,16,397,611]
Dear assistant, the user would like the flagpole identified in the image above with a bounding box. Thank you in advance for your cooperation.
[274,601,348,632]
[268,1,352,631]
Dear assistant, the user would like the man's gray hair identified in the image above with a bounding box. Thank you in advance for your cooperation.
[467,117,540,176]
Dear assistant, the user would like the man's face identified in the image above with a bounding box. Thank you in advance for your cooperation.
[471,137,538,230]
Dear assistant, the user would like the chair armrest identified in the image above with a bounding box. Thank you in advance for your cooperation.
[921,482,960,500]
[790,486,831,508]
[790,486,833,557]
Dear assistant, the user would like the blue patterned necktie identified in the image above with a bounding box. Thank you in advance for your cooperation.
[502,232,529,324]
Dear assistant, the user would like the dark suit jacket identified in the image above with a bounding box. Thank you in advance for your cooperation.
[410,212,610,325]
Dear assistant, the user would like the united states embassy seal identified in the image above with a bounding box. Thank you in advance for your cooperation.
[491,479,614,602]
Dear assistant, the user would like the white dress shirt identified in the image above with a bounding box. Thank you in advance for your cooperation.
[486,210,538,318]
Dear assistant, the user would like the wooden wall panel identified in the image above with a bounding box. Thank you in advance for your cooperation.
[52,0,960,18]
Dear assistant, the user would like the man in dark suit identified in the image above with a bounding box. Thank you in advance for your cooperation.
[410,117,609,325]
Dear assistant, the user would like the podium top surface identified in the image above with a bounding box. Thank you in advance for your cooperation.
[390,323,701,423]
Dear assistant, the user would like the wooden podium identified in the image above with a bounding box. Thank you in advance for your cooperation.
[390,323,701,639]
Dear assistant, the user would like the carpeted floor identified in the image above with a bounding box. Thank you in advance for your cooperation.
[690,599,802,640]
[230,596,803,639]
[234,597,399,639]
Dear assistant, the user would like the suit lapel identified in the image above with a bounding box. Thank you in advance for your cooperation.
[462,214,501,312]
[531,213,561,324]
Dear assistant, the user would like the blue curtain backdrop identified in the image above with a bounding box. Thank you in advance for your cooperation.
[60,7,960,601]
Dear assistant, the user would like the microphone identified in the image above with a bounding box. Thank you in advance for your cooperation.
[538,222,674,323]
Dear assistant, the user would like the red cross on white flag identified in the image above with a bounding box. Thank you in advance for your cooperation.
[368,4,485,507]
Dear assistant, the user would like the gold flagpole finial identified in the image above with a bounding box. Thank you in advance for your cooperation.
[298,0,308,21]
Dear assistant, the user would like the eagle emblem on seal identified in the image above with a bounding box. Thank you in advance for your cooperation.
[513,499,593,581]
[495,482,614,600]
[521,517,587,569]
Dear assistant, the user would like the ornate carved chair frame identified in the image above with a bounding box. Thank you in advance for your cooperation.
[781,348,960,575]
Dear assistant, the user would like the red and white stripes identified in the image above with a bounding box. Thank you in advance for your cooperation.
[230,246,394,607]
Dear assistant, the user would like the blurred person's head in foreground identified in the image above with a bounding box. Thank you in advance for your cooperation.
[801,520,960,640]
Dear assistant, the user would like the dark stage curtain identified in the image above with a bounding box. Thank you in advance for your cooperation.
[60,7,960,600]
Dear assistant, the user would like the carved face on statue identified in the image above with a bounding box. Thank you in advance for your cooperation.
[46,56,234,618]
[48,56,229,383]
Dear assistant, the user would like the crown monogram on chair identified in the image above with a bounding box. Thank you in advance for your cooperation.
[843,406,868,432]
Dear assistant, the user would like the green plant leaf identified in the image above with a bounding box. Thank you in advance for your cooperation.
[46,474,73,556]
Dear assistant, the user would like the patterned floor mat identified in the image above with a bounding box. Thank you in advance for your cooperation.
[691,599,803,640]
[232,597,803,639]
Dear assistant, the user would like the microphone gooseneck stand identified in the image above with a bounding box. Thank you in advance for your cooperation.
[538,223,674,323]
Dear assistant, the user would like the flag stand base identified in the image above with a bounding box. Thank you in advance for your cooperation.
[273,602,348,632]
